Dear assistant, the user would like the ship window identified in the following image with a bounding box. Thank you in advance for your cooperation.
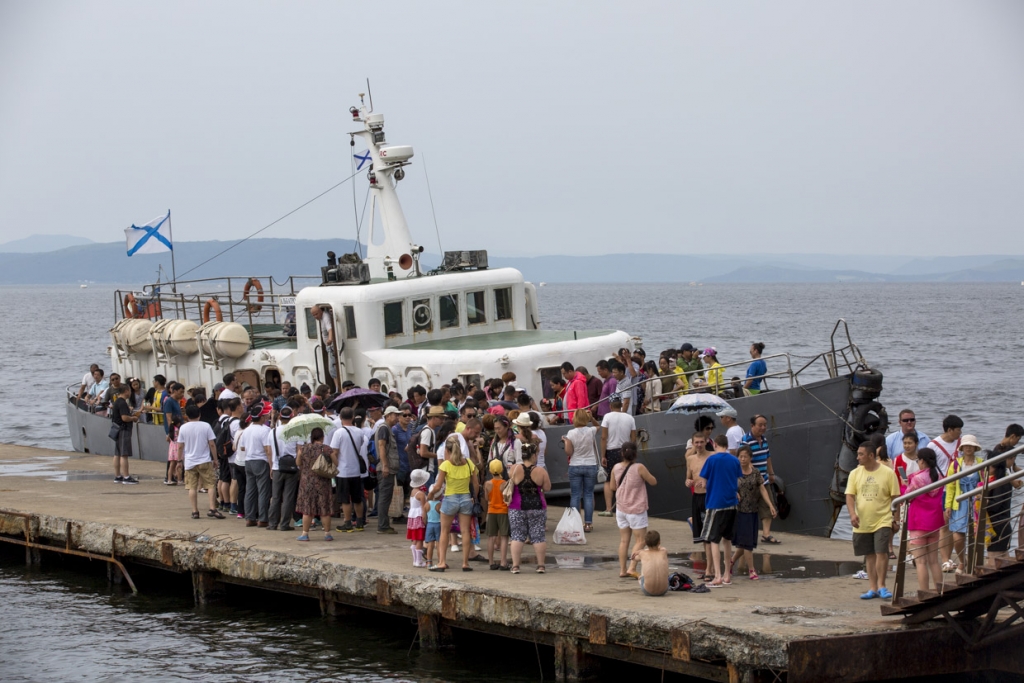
[304,308,318,340]
[384,301,404,336]
[412,298,432,332]
[344,306,357,339]
[467,290,486,325]
[440,294,459,329]
[494,287,512,321]
[539,367,563,401]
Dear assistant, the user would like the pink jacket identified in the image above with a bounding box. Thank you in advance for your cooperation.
[564,372,590,414]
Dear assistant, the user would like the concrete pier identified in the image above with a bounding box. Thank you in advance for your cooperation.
[1,443,1020,682]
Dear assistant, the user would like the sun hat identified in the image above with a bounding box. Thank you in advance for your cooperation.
[410,469,430,488]
[959,435,982,451]
[427,405,446,417]
[513,413,533,427]
[383,406,401,416]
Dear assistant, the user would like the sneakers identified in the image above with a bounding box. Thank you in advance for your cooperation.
[377,528,397,535]
[230,504,238,515]
[852,570,869,580]
[597,510,614,517]
[336,522,354,532]
[114,476,124,483]
[122,476,139,485]
[352,524,365,532]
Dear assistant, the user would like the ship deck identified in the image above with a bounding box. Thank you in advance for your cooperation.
[391,329,616,351]
[2,443,1008,682]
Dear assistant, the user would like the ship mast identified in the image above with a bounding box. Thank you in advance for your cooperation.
[350,96,420,280]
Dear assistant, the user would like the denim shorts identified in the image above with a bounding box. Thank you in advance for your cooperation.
[425,521,441,543]
[440,492,474,516]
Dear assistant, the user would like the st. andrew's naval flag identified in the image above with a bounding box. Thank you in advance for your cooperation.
[125,211,172,256]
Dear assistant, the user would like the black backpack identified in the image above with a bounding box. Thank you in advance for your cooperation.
[215,417,238,462]
[407,424,434,471]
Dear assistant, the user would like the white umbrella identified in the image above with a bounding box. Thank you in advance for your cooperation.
[280,414,335,443]
[667,392,733,415]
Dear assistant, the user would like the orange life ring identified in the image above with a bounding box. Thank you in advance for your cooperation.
[123,293,138,318]
[203,298,223,323]
[243,277,264,313]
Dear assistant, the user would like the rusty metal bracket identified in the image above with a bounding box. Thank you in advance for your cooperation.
[0,510,138,594]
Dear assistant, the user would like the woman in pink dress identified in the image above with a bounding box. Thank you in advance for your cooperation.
[905,448,945,592]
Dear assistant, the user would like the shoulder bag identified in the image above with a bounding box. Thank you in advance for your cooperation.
[273,429,298,473]
[311,445,336,479]
[501,465,517,505]
[592,428,607,483]
[343,427,368,475]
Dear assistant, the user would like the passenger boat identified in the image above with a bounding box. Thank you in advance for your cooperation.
[65,95,888,536]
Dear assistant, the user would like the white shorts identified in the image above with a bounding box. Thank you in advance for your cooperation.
[616,510,649,530]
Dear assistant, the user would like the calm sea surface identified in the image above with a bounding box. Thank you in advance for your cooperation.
[1,282,1023,681]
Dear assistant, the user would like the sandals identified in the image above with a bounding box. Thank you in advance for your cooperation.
[536,565,546,574]
[761,535,781,544]
[191,511,200,519]
[749,569,760,581]
[207,509,224,519]
[941,560,958,573]
[462,566,473,572]
[583,523,593,533]
[429,565,449,572]
[490,563,501,570]
[499,564,510,571]
[510,566,521,574]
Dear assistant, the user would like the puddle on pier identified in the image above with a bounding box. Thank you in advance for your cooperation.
[550,550,861,579]
[0,459,160,482]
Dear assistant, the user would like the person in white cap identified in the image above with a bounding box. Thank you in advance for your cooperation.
[717,407,744,454]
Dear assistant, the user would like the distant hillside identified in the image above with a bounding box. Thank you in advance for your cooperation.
[0,238,359,285]
[1,239,1023,284]
[0,234,94,253]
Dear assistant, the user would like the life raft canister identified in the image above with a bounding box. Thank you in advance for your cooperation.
[243,277,264,313]
[202,298,223,323]
[844,401,890,448]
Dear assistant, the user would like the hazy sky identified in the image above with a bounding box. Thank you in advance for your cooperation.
[2,2,1023,257]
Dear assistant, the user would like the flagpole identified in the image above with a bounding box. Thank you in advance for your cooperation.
[168,209,177,292]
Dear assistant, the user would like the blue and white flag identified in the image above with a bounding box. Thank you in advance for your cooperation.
[124,211,172,256]
[353,150,372,170]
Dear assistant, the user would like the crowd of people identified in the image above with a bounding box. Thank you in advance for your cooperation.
[83,346,1024,600]
[845,411,1024,600]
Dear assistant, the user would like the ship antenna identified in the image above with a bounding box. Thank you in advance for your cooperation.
[366,78,374,112]
[422,153,444,257]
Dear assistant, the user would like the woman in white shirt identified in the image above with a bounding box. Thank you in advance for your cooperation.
[562,409,600,532]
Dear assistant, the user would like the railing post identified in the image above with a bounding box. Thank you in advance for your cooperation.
[966,498,975,575]
[973,476,991,572]
[892,503,909,601]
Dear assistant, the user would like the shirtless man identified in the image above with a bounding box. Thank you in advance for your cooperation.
[636,530,669,596]
[685,430,713,572]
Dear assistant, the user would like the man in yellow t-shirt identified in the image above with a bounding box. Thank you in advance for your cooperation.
[845,442,901,600]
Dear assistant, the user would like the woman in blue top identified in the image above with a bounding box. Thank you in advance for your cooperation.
[744,343,767,395]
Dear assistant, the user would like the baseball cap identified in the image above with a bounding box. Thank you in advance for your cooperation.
[384,406,401,416]
[716,407,738,418]
[679,343,695,352]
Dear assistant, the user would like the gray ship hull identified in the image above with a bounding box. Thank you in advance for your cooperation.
[67,373,857,536]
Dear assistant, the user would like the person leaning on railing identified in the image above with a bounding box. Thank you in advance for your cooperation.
[984,424,1024,560]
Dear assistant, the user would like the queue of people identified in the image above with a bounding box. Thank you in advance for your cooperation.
[845,411,1024,600]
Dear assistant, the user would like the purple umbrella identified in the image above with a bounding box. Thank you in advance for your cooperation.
[327,387,390,412]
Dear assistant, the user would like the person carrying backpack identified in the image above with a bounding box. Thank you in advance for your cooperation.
[215,397,243,515]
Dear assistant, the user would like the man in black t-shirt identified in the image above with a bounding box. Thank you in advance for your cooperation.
[111,384,139,484]
[988,424,1024,556]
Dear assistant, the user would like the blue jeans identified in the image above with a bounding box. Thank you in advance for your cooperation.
[568,465,598,524]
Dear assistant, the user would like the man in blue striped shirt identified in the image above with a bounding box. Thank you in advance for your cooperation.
[741,415,780,544]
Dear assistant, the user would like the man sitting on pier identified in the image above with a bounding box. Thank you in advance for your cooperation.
[845,441,900,600]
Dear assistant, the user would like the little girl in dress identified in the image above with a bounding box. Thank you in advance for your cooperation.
[407,469,430,567]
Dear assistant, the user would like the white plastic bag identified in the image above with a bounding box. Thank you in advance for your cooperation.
[553,507,587,545]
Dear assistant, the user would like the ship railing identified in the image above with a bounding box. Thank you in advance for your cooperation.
[114,275,321,336]
[66,383,106,414]
[888,442,1024,604]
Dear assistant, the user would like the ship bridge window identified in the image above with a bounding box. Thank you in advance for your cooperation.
[384,301,404,336]
[467,291,486,325]
[440,294,459,329]
[413,298,432,332]
[304,308,318,340]
[344,306,357,339]
[495,287,512,321]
